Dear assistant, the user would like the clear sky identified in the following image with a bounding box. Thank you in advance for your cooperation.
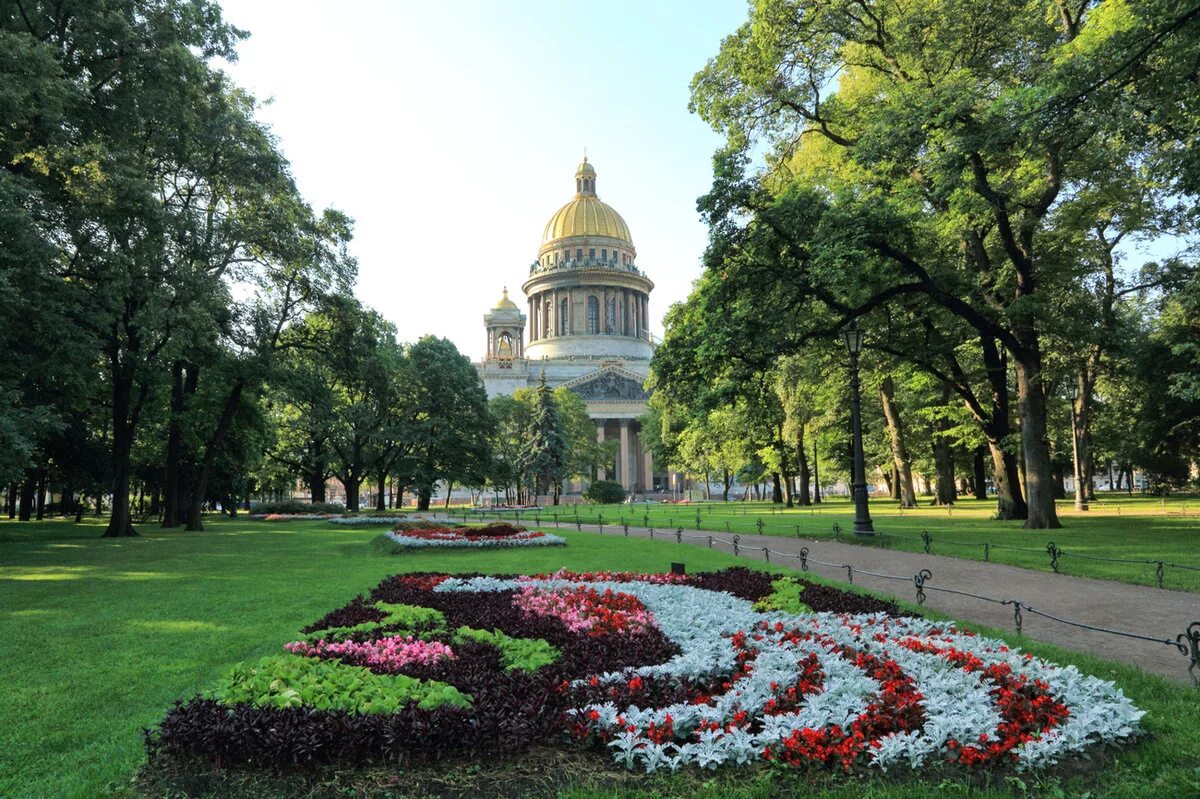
[216,0,748,360]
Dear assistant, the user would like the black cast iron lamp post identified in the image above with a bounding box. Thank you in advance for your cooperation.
[842,320,875,536]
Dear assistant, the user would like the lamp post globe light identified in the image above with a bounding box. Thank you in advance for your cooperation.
[841,320,875,536]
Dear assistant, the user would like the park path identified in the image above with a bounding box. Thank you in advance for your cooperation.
[430,513,1200,685]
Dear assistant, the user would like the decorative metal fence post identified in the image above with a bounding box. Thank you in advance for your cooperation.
[913,569,931,606]
[733,535,740,557]
[643,513,650,528]
[1156,561,1165,590]
[696,511,702,530]
[846,564,854,583]
[795,524,800,539]
[799,547,809,572]
[725,521,730,533]
[1012,601,1024,634]
[649,527,654,539]
[708,535,713,549]
[763,547,770,563]
[832,522,841,542]
[1177,622,1200,686]
[983,542,990,562]
[921,530,931,554]
[756,519,765,535]
[623,523,629,536]
[1047,542,1062,574]
[553,512,559,528]
[676,528,682,544]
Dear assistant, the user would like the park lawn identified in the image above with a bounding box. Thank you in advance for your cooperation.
[0,516,1196,799]
[473,493,1200,591]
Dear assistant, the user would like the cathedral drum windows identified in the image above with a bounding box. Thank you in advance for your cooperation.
[587,295,600,334]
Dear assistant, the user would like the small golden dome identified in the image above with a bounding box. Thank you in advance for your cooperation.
[493,287,519,310]
[542,158,633,247]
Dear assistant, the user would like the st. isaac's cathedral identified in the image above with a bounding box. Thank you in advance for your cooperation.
[475,157,659,494]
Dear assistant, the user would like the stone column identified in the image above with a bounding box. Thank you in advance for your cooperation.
[642,445,654,492]
[551,289,558,337]
[596,420,607,481]
[619,419,632,491]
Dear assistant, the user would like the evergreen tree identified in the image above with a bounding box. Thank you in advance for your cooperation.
[523,372,567,505]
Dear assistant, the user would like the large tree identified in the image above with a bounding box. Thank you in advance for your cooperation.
[403,337,492,510]
[689,0,1200,527]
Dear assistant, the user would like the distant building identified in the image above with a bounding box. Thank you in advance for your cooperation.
[476,157,659,493]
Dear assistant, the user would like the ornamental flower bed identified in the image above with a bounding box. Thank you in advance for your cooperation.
[147,567,1143,777]
[382,522,566,549]
[327,516,407,526]
[249,513,339,521]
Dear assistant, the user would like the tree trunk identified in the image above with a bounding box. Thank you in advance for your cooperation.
[162,362,184,527]
[1013,354,1062,528]
[35,469,47,520]
[444,481,454,509]
[1071,368,1091,511]
[186,380,246,531]
[722,468,732,501]
[972,446,988,500]
[795,427,811,505]
[811,437,821,503]
[1051,462,1066,499]
[309,469,327,503]
[929,388,956,506]
[18,477,34,521]
[931,438,956,506]
[104,365,138,537]
[344,474,361,512]
[7,483,17,519]
[884,467,895,498]
[417,486,431,511]
[376,474,388,511]
[771,472,783,504]
[878,376,917,508]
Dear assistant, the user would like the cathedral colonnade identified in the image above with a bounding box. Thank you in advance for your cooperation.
[594,417,653,492]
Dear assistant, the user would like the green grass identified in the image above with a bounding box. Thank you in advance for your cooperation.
[470,493,1200,591]
[1,515,1197,798]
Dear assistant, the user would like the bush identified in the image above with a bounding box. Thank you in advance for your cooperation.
[583,480,626,504]
[252,499,345,515]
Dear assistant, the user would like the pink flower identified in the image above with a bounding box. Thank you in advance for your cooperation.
[285,636,454,672]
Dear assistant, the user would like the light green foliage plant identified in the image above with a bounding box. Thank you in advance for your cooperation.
[754,577,812,614]
[453,626,559,672]
[211,654,471,713]
[307,602,446,641]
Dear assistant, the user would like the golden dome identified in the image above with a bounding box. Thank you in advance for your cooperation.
[493,287,519,310]
[542,158,633,247]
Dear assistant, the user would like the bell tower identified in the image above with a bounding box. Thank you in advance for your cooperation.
[484,287,526,369]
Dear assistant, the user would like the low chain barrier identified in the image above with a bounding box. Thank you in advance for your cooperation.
[455,506,1198,590]
[442,507,1200,685]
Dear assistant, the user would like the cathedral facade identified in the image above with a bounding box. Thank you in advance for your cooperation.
[476,158,658,494]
